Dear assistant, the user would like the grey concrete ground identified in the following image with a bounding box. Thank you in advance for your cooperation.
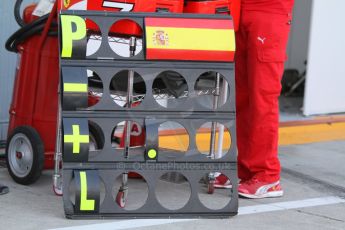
[1,140,345,230]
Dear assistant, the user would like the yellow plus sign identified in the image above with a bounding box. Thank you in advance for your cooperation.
[64,125,89,154]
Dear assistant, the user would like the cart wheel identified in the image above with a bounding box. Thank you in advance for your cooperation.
[116,191,126,208]
[6,126,44,185]
[208,182,215,194]
[53,185,63,196]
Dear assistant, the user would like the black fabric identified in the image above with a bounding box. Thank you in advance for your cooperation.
[62,67,88,111]
[63,118,89,162]
[145,118,158,161]
[74,170,100,214]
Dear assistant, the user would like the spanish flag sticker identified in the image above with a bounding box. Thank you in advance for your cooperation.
[145,17,236,62]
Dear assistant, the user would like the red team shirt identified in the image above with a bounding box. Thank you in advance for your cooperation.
[241,0,294,14]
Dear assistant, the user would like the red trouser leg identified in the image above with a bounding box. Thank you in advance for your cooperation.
[235,11,292,183]
[235,20,251,182]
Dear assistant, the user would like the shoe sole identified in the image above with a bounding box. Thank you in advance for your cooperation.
[214,185,232,189]
[239,191,283,199]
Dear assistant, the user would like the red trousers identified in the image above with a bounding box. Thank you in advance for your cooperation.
[235,10,292,182]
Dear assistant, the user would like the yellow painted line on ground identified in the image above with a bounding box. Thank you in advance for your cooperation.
[159,134,189,152]
[279,122,345,146]
[159,132,231,152]
[158,122,345,151]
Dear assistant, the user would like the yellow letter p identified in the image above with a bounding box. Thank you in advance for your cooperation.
[61,15,86,58]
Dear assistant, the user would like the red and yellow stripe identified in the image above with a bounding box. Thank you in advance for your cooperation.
[145,18,236,62]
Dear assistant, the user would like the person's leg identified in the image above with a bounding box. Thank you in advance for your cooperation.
[214,13,251,188]
[235,12,252,182]
[238,11,292,198]
[0,184,9,195]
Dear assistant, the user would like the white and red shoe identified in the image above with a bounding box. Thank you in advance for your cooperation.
[214,173,232,189]
[238,177,283,199]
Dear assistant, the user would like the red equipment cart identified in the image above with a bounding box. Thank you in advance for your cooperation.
[5,0,184,191]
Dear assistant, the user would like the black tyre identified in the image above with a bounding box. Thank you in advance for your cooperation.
[89,121,104,151]
[6,126,44,185]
